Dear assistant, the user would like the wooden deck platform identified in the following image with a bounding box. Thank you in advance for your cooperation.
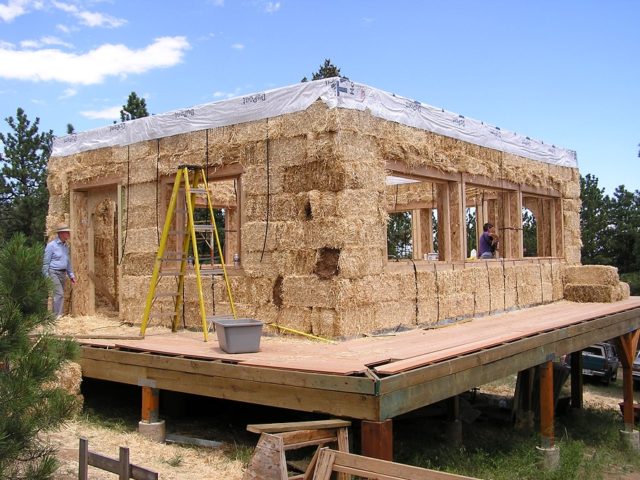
[79,298,640,422]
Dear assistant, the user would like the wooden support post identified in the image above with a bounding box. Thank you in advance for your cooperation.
[614,330,640,431]
[141,386,160,423]
[514,368,535,430]
[118,446,130,480]
[361,419,393,461]
[570,351,583,409]
[539,361,555,448]
[79,437,89,480]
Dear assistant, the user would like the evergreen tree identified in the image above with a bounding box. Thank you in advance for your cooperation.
[301,59,344,82]
[387,211,412,259]
[608,185,640,273]
[66,124,74,135]
[580,174,612,265]
[0,109,52,244]
[522,209,537,257]
[120,92,148,122]
[0,234,79,479]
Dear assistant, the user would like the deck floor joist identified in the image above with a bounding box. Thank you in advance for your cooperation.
[79,298,640,421]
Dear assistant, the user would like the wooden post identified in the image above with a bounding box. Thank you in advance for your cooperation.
[118,446,130,480]
[141,386,160,423]
[539,361,555,448]
[570,351,583,409]
[614,330,640,431]
[79,437,89,480]
[361,419,393,461]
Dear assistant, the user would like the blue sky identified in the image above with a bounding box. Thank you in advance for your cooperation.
[0,0,637,194]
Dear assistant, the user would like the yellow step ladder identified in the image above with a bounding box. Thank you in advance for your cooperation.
[139,165,237,341]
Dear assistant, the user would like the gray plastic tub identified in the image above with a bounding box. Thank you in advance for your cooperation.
[213,318,263,354]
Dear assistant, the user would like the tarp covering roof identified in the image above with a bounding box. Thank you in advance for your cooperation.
[52,77,577,168]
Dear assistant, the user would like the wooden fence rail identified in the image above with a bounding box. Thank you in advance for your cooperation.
[78,437,159,480]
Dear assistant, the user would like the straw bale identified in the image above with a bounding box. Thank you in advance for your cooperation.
[242,164,286,195]
[340,160,386,191]
[308,190,338,218]
[243,220,278,252]
[438,293,475,321]
[158,131,205,163]
[376,300,418,330]
[335,304,377,337]
[309,307,337,338]
[275,306,312,334]
[241,251,279,277]
[284,158,353,194]
[283,275,339,308]
[338,246,385,278]
[271,248,317,275]
[337,275,402,307]
[417,299,438,326]
[221,275,273,305]
[122,227,160,254]
[616,282,630,301]
[244,193,306,222]
[255,303,280,325]
[502,265,518,310]
[262,102,334,139]
[563,265,620,287]
[337,189,383,217]
[564,283,618,303]
[262,135,309,168]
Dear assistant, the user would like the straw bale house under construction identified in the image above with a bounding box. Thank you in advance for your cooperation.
[47,78,629,338]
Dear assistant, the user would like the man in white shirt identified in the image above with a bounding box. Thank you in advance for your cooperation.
[42,224,77,318]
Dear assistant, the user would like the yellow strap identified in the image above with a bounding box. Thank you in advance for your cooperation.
[265,323,335,344]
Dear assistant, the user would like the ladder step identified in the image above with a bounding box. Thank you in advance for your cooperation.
[201,268,225,275]
[193,224,214,232]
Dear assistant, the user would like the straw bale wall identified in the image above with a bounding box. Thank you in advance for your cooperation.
[563,265,630,303]
[48,100,586,338]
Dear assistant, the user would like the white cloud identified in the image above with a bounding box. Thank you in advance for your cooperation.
[0,0,40,22]
[20,35,73,49]
[0,36,191,85]
[59,87,77,99]
[56,23,71,33]
[212,88,242,99]
[52,0,126,28]
[0,40,14,49]
[80,105,121,120]
[264,1,280,13]
[231,43,244,50]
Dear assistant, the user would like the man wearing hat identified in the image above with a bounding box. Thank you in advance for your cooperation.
[42,223,77,318]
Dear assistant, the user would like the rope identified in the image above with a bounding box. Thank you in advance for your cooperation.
[156,139,160,245]
[409,258,419,325]
[118,146,131,265]
[260,119,271,262]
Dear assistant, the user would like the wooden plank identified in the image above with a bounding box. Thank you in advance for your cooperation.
[380,305,640,392]
[329,449,478,480]
[247,419,351,434]
[79,438,89,480]
[79,358,381,420]
[81,347,375,395]
[378,313,640,419]
[243,433,287,480]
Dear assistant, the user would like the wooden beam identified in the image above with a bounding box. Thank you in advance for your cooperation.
[80,357,381,420]
[80,346,374,395]
[539,361,555,447]
[614,330,640,430]
[386,160,459,183]
[141,386,160,423]
[361,419,393,461]
[570,351,583,409]
[378,309,640,419]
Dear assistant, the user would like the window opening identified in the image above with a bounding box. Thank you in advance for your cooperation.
[522,207,537,257]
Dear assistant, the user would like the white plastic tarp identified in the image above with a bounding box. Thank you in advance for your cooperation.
[52,78,577,168]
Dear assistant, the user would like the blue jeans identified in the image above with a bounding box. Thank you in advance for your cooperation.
[49,270,67,316]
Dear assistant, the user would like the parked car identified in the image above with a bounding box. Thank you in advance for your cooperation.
[581,343,619,385]
[633,350,640,389]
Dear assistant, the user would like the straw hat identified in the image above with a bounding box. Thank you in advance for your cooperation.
[56,223,71,233]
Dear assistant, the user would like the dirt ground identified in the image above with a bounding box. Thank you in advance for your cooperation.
[47,314,638,479]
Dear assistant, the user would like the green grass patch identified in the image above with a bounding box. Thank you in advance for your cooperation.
[394,406,640,480]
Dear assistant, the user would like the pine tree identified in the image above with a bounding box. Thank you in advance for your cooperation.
[608,185,640,273]
[580,174,612,265]
[0,234,79,479]
[0,109,52,244]
[301,59,344,82]
[120,92,149,122]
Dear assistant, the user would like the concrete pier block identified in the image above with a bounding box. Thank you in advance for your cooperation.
[620,429,640,450]
[138,419,166,443]
[536,445,560,470]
